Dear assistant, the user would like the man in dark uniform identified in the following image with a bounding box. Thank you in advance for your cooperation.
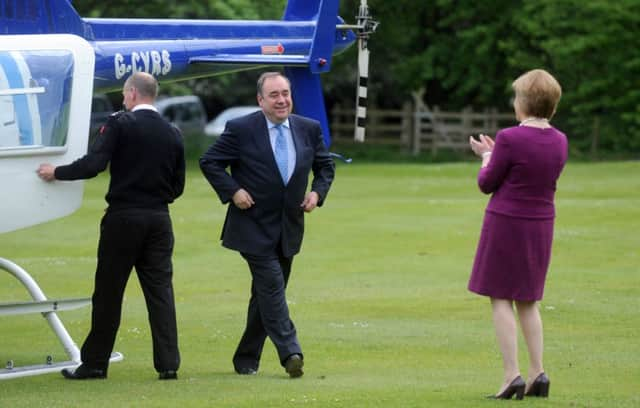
[200,72,335,378]
[37,72,185,380]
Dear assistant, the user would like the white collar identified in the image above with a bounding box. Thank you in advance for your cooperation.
[132,104,158,112]
[266,117,290,130]
[519,117,549,127]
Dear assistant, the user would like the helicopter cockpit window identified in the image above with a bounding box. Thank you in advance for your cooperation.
[0,50,74,149]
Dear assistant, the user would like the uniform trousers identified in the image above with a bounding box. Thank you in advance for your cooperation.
[80,209,180,372]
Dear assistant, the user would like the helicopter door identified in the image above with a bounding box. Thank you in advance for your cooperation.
[0,34,95,233]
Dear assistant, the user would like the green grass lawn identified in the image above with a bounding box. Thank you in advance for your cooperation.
[1,161,638,407]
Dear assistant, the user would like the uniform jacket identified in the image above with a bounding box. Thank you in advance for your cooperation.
[55,109,185,212]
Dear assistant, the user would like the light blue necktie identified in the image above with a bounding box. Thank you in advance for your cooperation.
[274,124,288,183]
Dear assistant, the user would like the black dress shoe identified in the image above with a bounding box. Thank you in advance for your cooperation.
[158,370,178,380]
[284,354,304,378]
[487,376,525,400]
[235,367,257,375]
[525,372,550,397]
[61,364,107,380]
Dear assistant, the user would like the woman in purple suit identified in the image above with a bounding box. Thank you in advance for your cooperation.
[468,69,567,400]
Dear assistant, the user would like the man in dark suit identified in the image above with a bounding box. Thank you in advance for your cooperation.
[200,72,335,378]
[37,72,185,380]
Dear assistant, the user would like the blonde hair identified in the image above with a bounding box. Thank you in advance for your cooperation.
[512,69,562,119]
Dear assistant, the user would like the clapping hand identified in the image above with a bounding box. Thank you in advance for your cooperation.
[469,134,494,157]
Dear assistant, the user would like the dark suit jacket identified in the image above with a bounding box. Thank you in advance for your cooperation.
[199,111,335,257]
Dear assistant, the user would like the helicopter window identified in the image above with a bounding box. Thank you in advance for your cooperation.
[0,50,73,149]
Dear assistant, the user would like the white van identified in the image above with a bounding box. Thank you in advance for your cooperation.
[204,106,261,138]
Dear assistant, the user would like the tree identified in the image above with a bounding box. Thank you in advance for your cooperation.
[502,0,640,154]
[335,0,521,110]
[340,0,640,154]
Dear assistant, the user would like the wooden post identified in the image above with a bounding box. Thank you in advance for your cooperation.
[431,106,440,155]
[331,103,340,140]
[486,108,493,133]
[369,107,377,140]
[411,89,426,155]
[401,101,412,148]
[413,110,422,155]
[590,115,600,158]
[461,106,471,137]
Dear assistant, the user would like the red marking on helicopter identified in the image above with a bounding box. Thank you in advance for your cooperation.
[261,43,285,55]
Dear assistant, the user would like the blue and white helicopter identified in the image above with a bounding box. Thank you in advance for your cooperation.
[0,0,377,379]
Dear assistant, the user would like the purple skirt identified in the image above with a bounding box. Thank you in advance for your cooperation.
[468,211,554,301]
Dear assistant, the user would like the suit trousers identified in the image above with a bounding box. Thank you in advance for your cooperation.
[234,250,302,370]
[80,209,180,372]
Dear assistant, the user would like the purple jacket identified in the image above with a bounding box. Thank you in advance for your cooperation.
[478,125,568,219]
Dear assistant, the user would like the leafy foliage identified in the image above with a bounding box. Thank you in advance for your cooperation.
[503,0,640,153]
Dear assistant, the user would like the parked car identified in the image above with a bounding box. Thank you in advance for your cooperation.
[90,93,114,135]
[88,93,115,146]
[155,95,207,136]
[204,106,261,138]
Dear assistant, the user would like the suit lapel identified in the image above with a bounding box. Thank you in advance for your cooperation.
[288,116,303,176]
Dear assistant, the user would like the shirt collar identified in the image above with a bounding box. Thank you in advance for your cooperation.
[132,104,158,113]
[265,116,290,130]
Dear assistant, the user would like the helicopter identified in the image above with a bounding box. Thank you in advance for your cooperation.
[0,0,377,379]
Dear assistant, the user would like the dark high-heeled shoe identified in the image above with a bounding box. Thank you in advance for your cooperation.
[525,372,550,397]
[487,376,525,400]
